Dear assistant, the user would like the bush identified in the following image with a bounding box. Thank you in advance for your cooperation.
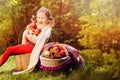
[80,49,120,80]
[78,15,120,52]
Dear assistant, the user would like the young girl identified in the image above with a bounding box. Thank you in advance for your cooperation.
[0,7,55,69]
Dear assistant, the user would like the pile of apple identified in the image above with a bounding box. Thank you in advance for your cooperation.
[26,23,41,36]
[42,45,66,58]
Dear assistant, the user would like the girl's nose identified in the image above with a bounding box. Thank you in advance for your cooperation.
[38,19,42,21]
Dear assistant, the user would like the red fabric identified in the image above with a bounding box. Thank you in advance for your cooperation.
[0,44,34,66]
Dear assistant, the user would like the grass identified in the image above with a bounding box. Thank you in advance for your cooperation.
[0,56,82,80]
[0,51,119,80]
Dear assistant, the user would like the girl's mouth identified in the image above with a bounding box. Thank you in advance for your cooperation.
[39,22,43,24]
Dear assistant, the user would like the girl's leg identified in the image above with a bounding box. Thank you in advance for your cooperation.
[0,44,34,66]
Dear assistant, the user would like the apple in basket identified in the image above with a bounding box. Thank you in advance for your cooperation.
[42,51,50,58]
[59,50,66,57]
[35,28,41,36]
[50,46,62,58]
[53,46,59,51]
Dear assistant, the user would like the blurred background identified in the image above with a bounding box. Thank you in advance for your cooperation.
[0,0,120,80]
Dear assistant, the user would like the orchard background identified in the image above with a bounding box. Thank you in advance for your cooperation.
[0,0,120,80]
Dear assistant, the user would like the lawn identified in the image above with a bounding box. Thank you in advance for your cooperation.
[0,56,83,80]
[0,50,118,80]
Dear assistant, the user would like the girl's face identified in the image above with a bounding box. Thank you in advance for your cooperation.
[36,12,49,26]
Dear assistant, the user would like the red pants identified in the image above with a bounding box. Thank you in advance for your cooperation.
[0,44,34,66]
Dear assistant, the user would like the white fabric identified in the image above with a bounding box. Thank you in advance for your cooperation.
[13,25,52,75]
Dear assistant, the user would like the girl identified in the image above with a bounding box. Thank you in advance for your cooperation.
[0,7,55,72]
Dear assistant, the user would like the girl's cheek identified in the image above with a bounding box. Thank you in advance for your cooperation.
[43,19,48,23]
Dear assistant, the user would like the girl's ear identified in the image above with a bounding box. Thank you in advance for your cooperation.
[48,16,53,20]
[48,17,55,27]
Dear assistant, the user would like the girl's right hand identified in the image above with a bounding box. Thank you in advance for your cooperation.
[25,30,38,44]
[28,30,34,35]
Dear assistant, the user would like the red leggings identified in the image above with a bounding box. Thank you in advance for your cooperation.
[0,44,34,66]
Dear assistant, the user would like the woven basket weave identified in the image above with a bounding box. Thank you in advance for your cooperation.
[40,56,70,67]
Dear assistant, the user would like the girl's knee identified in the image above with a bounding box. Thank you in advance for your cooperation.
[6,46,13,53]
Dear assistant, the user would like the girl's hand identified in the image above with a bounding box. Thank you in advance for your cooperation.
[28,30,34,35]
[25,30,38,44]
[25,30,33,38]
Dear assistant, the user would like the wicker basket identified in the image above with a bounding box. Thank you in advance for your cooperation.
[40,56,70,67]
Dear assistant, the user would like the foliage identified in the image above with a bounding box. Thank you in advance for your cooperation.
[0,0,41,45]
[40,0,81,48]
[0,4,13,53]
[78,13,120,52]
[80,49,120,80]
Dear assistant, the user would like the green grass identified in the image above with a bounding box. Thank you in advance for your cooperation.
[0,56,15,72]
[0,56,80,80]
[0,51,119,80]
[0,56,86,80]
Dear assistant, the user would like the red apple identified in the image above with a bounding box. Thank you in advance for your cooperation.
[29,23,37,29]
[53,50,62,58]
[59,50,66,57]
[26,25,31,30]
[35,28,41,35]
[53,46,59,51]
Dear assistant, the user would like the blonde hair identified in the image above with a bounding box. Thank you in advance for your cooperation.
[36,7,52,19]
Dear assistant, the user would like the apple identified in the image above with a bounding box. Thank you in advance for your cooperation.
[35,28,41,36]
[53,50,62,58]
[26,25,31,30]
[42,51,50,58]
[26,23,37,30]
[29,23,37,29]
[53,46,59,51]
[59,50,66,57]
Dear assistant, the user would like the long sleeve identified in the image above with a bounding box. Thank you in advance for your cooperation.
[25,34,38,44]
[21,30,27,44]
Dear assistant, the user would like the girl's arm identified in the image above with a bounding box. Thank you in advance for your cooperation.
[21,30,29,44]
[25,32,38,44]
[25,18,55,44]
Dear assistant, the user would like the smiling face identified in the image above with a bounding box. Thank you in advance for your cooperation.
[36,12,49,27]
